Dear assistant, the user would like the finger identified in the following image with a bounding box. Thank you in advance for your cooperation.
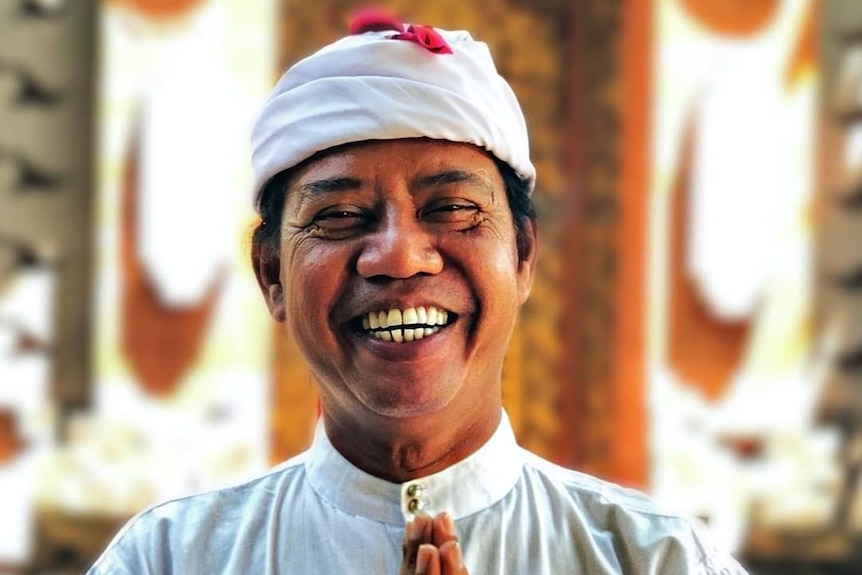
[400,514,433,574]
[416,543,441,575]
[432,512,458,547]
[438,540,467,575]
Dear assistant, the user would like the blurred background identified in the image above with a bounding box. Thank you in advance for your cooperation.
[0,0,859,573]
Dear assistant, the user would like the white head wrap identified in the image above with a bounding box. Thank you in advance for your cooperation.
[250,26,534,213]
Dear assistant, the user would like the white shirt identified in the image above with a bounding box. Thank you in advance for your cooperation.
[87,413,748,574]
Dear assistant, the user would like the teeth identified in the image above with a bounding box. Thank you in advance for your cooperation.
[403,307,418,325]
[363,306,450,342]
[371,326,439,341]
[387,309,402,328]
[364,306,449,329]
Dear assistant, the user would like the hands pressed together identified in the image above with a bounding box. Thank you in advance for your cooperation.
[399,512,469,575]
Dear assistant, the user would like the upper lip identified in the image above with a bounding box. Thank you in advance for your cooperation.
[334,281,472,329]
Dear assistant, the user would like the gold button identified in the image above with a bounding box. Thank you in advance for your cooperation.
[406,484,424,498]
[407,498,425,513]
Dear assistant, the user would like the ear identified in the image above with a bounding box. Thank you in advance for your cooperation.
[251,240,286,322]
[516,219,538,305]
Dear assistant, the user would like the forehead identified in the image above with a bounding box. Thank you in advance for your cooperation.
[289,138,502,188]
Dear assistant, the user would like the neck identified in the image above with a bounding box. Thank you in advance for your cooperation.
[322,405,502,483]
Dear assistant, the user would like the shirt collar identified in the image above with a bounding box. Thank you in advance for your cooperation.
[305,410,525,524]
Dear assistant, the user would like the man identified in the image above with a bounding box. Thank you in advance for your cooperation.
[88,13,749,575]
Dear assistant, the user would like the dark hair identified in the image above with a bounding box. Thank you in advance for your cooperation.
[252,155,536,262]
[251,168,292,265]
[493,157,537,263]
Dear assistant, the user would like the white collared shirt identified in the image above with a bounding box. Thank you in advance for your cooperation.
[87,412,748,574]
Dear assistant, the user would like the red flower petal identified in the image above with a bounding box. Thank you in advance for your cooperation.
[409,25,453,54]
[393,24,453,54]
[348,9,453,55]
[348,6,404,35]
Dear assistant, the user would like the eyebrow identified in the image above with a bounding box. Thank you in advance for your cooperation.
[290,169,495,207]
[296,177,364,198]
[289,177,364,210]
[414,170,495,191]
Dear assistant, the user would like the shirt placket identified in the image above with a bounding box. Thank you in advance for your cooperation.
[401,481,430,519]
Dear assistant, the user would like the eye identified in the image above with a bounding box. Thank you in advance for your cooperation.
[420,198,480,225]
[311,206,371,234]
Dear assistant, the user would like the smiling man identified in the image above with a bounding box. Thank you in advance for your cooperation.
[264,138,530,441]
[87,14,749,575]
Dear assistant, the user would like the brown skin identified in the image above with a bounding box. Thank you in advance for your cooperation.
[400,513,467,575]
[253,138,537,573]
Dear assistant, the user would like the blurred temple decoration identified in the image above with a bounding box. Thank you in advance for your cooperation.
[800,2,862,569]
[0,236,57,572]
[0,0,96,570]
[0,232,52,279]
[113,1,251,395]
[724,0,862,572]
[18,0,67,19]
[107,0,206,18]
[0,59,64,107]
[0,148,64,194]
[648,1,862,572]
[118,130,224,397]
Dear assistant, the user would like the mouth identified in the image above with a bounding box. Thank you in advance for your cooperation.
[352,305,456,343]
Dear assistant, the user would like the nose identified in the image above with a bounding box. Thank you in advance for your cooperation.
[355,212,444,279]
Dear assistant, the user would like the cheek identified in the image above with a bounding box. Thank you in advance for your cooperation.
[280,242,347,342]
[460,238,522,331]
[470,229,521,294]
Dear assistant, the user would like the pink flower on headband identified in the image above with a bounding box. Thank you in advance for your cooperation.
[348,8,453,55]
[348,7,402,34]
[394,25,453,55]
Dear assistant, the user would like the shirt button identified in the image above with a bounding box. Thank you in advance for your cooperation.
[407,498,426,513]
[406,484,424,498]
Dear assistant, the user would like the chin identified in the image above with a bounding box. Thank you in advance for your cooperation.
[356,384,456,420]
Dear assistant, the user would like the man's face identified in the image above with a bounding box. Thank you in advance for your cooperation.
[260,139,535,424]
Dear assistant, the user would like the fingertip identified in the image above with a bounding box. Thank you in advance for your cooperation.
[407,518,422,541]
[416,543,436,574]
[439,540,463,570]
[441,511,455,530]
[420,513,435,540]
[432,511,458,547]
[416,512,432,525]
